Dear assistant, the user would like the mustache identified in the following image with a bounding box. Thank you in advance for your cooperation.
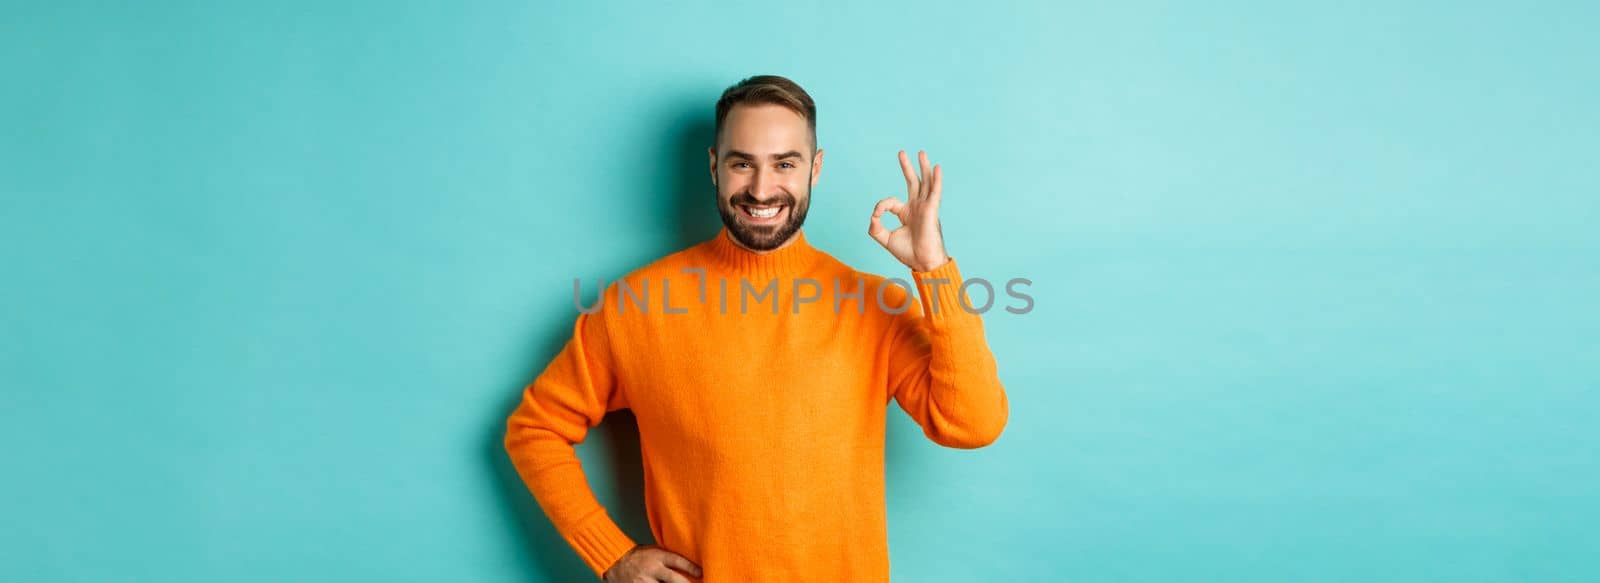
[728,192,798,207]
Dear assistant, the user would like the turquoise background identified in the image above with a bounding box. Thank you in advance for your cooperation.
[4,1,1596,581]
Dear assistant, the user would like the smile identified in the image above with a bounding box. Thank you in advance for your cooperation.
[738,204,787,222]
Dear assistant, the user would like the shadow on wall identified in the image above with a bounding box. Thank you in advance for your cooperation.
[653,100,724,256]
[485,98,719,581]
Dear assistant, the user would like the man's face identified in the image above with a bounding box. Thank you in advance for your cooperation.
[709,104,823,251]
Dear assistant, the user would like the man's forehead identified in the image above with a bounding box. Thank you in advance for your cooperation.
[720,104,813,155]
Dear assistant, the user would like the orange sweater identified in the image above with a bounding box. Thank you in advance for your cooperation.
[504,228,1009,582]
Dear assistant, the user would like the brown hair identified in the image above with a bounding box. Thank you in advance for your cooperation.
[713,75,817,150]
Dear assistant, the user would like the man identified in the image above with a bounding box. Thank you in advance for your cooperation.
[504,75,1009,582]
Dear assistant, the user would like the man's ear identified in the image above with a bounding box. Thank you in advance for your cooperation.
[707,147,717,185]
[811,147,824,187]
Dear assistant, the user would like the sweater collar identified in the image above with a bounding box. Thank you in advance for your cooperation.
[704,227,821,280]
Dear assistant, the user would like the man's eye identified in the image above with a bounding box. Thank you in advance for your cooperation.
[779,162,795,169]
[733,162,750,169]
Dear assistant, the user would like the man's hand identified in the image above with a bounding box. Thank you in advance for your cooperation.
[869,150,950,272]
[603,544,703,583]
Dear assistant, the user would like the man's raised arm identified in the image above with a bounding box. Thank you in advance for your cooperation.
[869,149,1009,449]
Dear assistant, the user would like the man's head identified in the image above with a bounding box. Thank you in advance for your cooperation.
[709,75,823,252]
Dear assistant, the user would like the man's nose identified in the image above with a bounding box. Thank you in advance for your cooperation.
[751,168,777,201]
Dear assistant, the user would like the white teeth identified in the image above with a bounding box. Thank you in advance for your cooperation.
[749,206,780,218]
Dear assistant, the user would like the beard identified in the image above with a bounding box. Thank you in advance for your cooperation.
[716,181,811,252]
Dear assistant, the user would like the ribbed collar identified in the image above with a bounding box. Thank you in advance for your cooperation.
[702,227,822,281]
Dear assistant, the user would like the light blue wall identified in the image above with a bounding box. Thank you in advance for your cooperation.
[4,1,1596,581]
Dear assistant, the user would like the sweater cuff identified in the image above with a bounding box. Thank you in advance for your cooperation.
[911,257,977,325]
[567,511,638,580]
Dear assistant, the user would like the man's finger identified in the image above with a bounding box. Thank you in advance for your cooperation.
[872,197,906,220]
[898,150,919,199]
[917,150,932,199]
[928,164,942,206]
[868,197,904,246]
[655,567,693,583]
[658,552,703,578]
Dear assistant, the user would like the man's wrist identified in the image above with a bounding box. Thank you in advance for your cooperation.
[602,545,640,581]
[911,254,951,273]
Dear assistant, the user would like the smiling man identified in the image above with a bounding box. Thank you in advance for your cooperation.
[504,75,1010,582]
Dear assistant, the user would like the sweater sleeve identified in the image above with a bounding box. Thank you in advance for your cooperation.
[885,258,1011,449]
[503,309,638,579]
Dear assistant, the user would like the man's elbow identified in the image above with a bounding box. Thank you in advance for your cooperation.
[928,414,1008,449]
[932,385,1010,449]
[503,415,545,459]
[503,420,523,459]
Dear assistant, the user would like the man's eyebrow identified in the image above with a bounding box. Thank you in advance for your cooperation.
[724,150,807,161]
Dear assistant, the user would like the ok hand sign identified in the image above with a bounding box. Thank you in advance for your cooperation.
[869,150,951,272]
